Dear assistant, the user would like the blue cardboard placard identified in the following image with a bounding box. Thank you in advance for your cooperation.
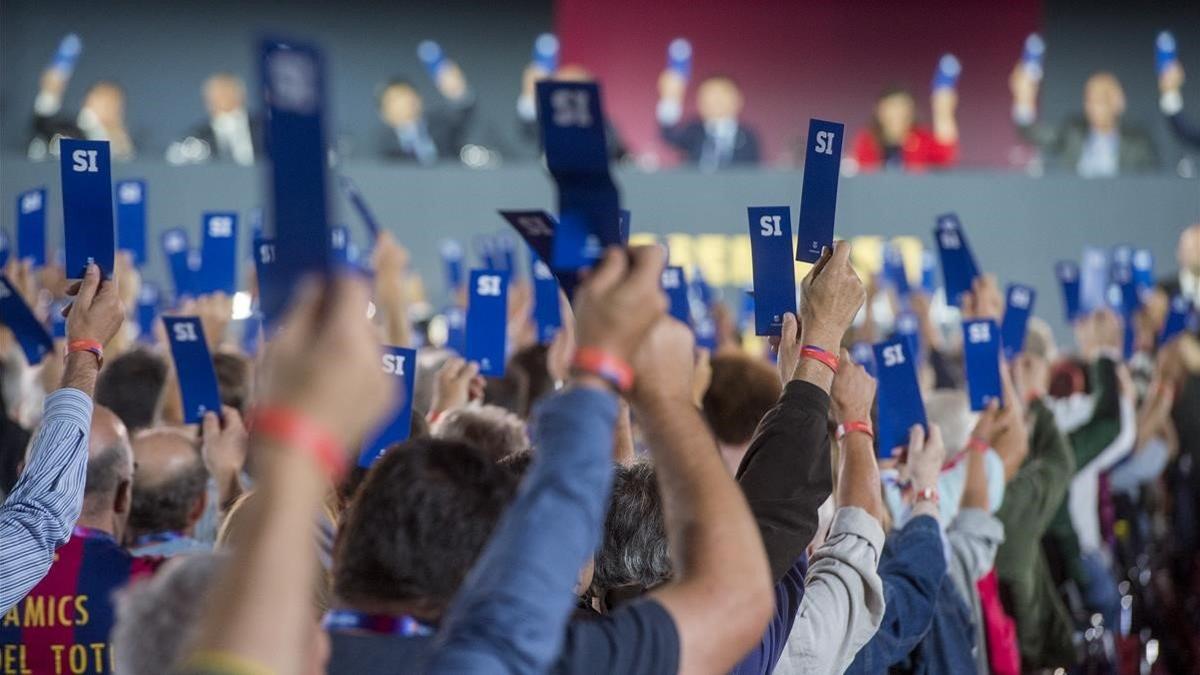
[796,119,844,263]
[47,298,68,339]
[662,266,690,325]
[1079,246,1109,314]
[874,337,927,458]
[531,257,562,344]
[1132,248,1154,289]
[933,213,980,307]
[338,174,381,241]
[882,242,910,300]
[1056,260,1081,322]
[358,346,418,468]
[260,38,332,307]
[495,234,519,277]
[1157,31,1177,75]
[49,34,82,75]
[416,40,448,79]
[920,250,938,295]
[962,319,1004,411]
[136,282,160,343]
[536,80,621,271]
[200,212,239,294]
[466,270,509,376]
[240,312,263,356]
[17,188,47,266]
[330,225,352,267]
[1160,296,1193,347]
[533,33,559,73]
[445,305,467,355]
[748,206,797,336]
[161,228,193,299]
[0,231,9,268]
[440,239,465,294]
[1112,262,1140,316]
[932,53,961,90]
[500,210,556,263]
[162,317,222,423]
[894,310,921,359]
[114,180,147,265]
[667,38,692,78]
[253,237,287,331]
[694,311,717,352]
[618,209,631,245]
[850,341,876,377]
[59,139,115,278]
[690,267,715,308]
[0,276,53,364]
[1000,284,1036,359]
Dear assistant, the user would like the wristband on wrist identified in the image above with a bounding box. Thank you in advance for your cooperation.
[426,409,444,425]
[966,436,989,453]
[252,407,347,481]
[570,347,634,395]
[913,486,939,505]
[800,345,839,373]
[836,421,874,442]
[66,339,104,367]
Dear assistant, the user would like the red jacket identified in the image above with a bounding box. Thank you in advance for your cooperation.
[851,127,958,172]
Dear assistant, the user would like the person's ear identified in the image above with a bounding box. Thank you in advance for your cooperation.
[114,479,132,515]
[188,490,208,528]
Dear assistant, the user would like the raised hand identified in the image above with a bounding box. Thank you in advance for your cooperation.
[831,348,876,424]
[63,263,124,347]
[573,245,668,368]
[799,241,866,354]
[431,356,483,415]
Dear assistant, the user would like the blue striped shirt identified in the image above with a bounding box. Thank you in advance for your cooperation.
[0,388,93,614]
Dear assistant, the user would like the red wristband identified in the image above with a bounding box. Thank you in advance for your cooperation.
[426,409,445,425]
[966,436,989,453]
[67,339,104,367]
[800,345,839,373]
[570,347,634,395]
[252,407,347,481]
[913,486,940,505]
[836,421,874,442]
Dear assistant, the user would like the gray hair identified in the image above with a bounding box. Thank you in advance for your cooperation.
[431,404,529,462]
[924,389,977,455]
[591,461,672,596]
[112,552,226,675]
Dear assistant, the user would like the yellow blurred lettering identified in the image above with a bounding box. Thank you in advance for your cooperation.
[68,644,86,674]
[22,597,43,628]
[50,644,65,675]
[74,596,88,627]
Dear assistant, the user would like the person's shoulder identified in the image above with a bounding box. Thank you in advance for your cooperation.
[326,630,433,675]
[558,599,680,675]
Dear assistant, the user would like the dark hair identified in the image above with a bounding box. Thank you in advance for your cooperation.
[702,353,781,445]
[336,410,432,506]
[333,438,518,613]
[129,451,208,535]
[483,369,530,416]
[507,345,556,417]
[213,352,252,415]
[591,461,671,597]
[870,84,918,148]
[497,448,534,478]
[96,350,168,433]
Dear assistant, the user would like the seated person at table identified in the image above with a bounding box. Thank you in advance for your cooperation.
[849,85,959,172]
[656,72,761,170]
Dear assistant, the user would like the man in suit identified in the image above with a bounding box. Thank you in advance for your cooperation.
[657,73,761,170]
[171,73,261,166]
[1159,60,1200,149]
[29,72,135,162]
[1010,68,1159,176]
[376,63,475,165]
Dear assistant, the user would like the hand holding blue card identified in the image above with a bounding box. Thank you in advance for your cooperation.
[162,317,223,423]
[662,266,690,325]
[962,319,1004,411]
[1056,260,1081,322]
[748,206,797,336]
[253,236,287,331]
[358,346,418,468]
[1079,246,1109,313]
[115,180,147,265]
[796,119,844,263]
[1000,284,1036,359]
[162,229,193,299]
[933,213,980,307]
[466,270,509,376]
[339,174,382,241]
[1160,296,1193,347]
[874,337,926,458]
[60,139,115,279]
[531,258,562,344]
[0,277,54,364]
[17,188,47,267]
[136,282,160,343]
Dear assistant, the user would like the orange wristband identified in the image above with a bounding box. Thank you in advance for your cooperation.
[801,345,839,373]
[67,339,104,367]
[570,347,634,394]
[252,407,347,481]
[836,421,874,441]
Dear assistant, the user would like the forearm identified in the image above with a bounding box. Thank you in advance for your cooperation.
[838,434,884,523]
[795,325,840,392]
[932,109,958,145]
[189,444,326,674]
[959,447,989,510]
[60,352,100,397]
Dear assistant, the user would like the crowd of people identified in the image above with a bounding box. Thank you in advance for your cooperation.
[19,32,1200,174]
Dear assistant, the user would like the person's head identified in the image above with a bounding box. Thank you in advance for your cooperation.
[696,75,744,123]
[82,81,126,127]
[203,73,247,117]
[874,86,917,145]
[590,461,670,606]
[1178,223,1200,275]
[76,405,134,539]
[1083,72,1126,133]
[378,78,423,128]
[431,404,528,462]
[113,553,226,675]
[95,349,168,434]
[213,351,253,416]
[554,64,595,83]
[333,438,517,619]
[1017,317,1058,397]
[128,429,208,541]
[923,390,975,458]
[507,345,556,417]
[701,353,781,472]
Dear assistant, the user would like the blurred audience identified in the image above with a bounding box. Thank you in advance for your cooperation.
[849,85,959,172]
[29,73,135,161]
[169,73,261,166]
[656,72,761,169]
[376,65,474,165]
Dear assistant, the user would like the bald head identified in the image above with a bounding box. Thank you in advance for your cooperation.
[203,73,246,117]
[1179,223,1200,274]
[129,429,208,539]
[1083,71,1125,133]
[78,405,134,537]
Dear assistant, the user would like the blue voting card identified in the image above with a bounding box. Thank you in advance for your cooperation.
[1056,260,1081,322]
[47,298,68,339]
[662,266,691,325]
[163,317,222,423]
[748,206,797,336]
[417,40,448,79]
[533,33,559,73]
[933,213,980,307]
[330,225,352,266]
[49,34,82,75]
[338,174,381,241]
[114,180,147,265]
[240,312,263,356]
[962,319,1004,411]
[0,232,9,268]
[17,188,47,266]
[474,234,502,271]
[536,80,621,271]
[694,311,717,352]
[445,304,467,355]
[260,38,332,303]
[1157,31,1177,74]
[738,288,755,334]
[1160,296,1193,347]
[667,38,693,78]
[690,267,715,307]
[1132,248,1154,289]
[136,282,160,343]
[500,210,556,264]
[1079,246,1109,314]
[0,277,53,365]
[59,139,115,279]
[249,207,264,242]
[920,250,938,295]
[882,242,910,300]
[440,239,465,293]
[1111,263,1140,316]
[1000,284,1036,360]
[358,346,418,468]
[253,237,288,331]
[874,337,927,459]
[796,119,844,263]
[894,310,921,359]
[1112,244,1133,268]
[850,341,877,377]
[932,53,961,90]
[531,257,562,345]
[200,212,239,294]
[1023,33,1045,79]
[466,270,509,377]
[161,229,194,299]
[619,209,631,245]
[495,234,519,277]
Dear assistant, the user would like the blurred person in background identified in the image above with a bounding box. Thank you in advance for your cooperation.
[126,429,212,557]
[170,73,261,166]
[515,62,628,161]
[1159,59,1200,148]
[849,85,959,172]
[29,71,135,161]
[656,72,761,170]
[1010,67,1158,176]
[376,62,475,165]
